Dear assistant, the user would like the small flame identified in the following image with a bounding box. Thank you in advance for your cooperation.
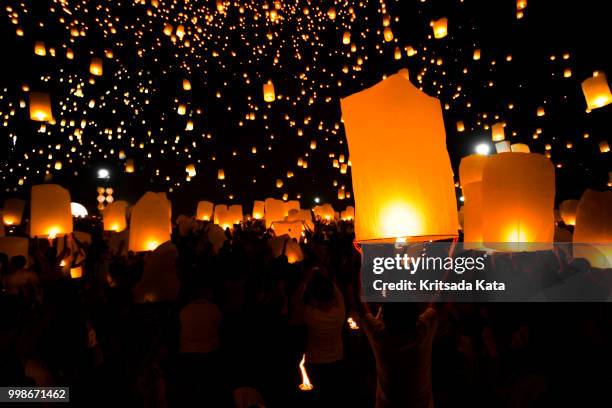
[298,354,313,391]
[146,240,159,251]
[347,317,359,330]
[47,227,60,239]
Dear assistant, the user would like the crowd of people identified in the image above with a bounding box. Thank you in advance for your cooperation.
[1,216,610,407]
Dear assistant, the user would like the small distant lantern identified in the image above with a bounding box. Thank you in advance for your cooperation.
[90,57,103,76]
[456,121,465,132]
[263,80,275,102]
[125,159,135,173]
[559,199,579,226]
[182,79,191,91]
[29,92,53,122]
[491,122,505,142]
[511,143,530,153]
[3,199,26,226]
[342,31,351,45]
[473,49,481,60]
[581,72,612,112]
[383,27,394,42]
[217,169,225,180]
[34,41,46,56]
[431,18,448,39]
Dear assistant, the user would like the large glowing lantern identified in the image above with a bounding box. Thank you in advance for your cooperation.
[30,184,73,238]
[129,192,171,252]
[573,190,612,269]
[559,199,579,226]
[492,122,505,142]
[272,220,303,240]
[284,200,300,217]
[3,199,25,226]
[263,80,275,102]
[29,92,53,122]
[89,57,103,76]
[0,236,29,259]
[264,198,285,228]
[252,200,265,219]
[214,204,242,229]
[340,70,459,242]
[196,201,214,221]
[481,153,555,251]
[103,200,128,232]
[312,204,335,221]
[431,18,448,39]
[581,72,611,112]
[459,155,488,249]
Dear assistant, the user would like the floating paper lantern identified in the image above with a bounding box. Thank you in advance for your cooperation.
[196,201,214,221]
[0,236,29,259]
[340,70,459,242]
[481,153,555,251]
[559,199,579,226]
[284,200,300,217]
[517,0,527,10]
[431,18,448,39]
[581,72,612,112]
[341,206,355,221]
[272,220,303,240]
[70,202,88,218]
[383,27,394,42]
[536,106,545,117]
[228,205,243,225]
[264,198,285,228]
[342,31,351,45]
[129,192,171,252]
[252,200,265,219]
[103,200,128,232]
[185,164,196,177]
[491,122,505,142]
[473,49,481,60]
[29,92,53,122]
[3,199,25,226]
[511,143,530,153]
[573,190,611,268]
[263,80,275,102]
[218,169,225,180]
[456,121,465,132]
[312,204,335,221]
[34,41,46,56]
[459,155,488,249]
[90,57,103,76]
[214,204,242,229]
[600,141,610,153]
[495,141,511,153]
[30,184,73,238]
[125,159,135,173]
[327,7,336,20]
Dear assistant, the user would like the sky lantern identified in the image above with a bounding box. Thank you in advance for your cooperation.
[312,204,335,221]
[491,122,505,142]
[342,31,351,45]
[0,236,29,259]
[517,0,528,10]
[600,141,610,153]
[456,121,465,132]
[536,106,546,117]
[327,7,336,20]
[581,72,612,111]
[185,164,196,177]
[264,198,285,228]
[218,169,225,180]
[573,190,611,269]
[252,200,265,219]
[341,206,355,221]
[383,27,394,42]
[182,79,192,91]
[29,92,53,122]
[263,80,275,102]
[129,192,171,252]
[511,143,530,153]
[89,57,103,76]
[481,152,555,251]
[473,49,481,60]
[3,199,25,226]
[431,18,448,39]
[214,204,242,229]
[459,155,488,249]
[340,70,459,242]
[196,201,214,221]
[284,200,300,216]
[272,220,303,240]
[228,204,243,225]
[34,41,46,56]
[103,200,128,232]
[559,199,579,226]
[125,159,135,173]
[30,184,73,238]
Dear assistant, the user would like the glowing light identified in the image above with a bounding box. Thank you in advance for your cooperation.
[146,240,159,251]
[347,317,359,330]
[298,354,313,391]
[97,168,110,179]
[379,202,422,239]
[475,143,491,155]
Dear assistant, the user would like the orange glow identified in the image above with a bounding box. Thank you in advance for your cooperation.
[347,317,359,330]
[30,184,73,238]
[582,72,612,112]
[29,92,53,122]
[298,354,313,391]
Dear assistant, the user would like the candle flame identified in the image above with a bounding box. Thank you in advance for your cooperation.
[298,354,313,391]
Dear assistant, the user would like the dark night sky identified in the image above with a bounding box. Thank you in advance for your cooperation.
[0,0,610,217]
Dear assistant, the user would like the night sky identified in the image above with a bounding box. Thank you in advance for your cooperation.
[1,0,610,216]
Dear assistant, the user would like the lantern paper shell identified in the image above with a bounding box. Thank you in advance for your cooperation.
[263,80,275,102]
[252,200,265,219]
[0,236,29,259]
[272,220,303,240]
[511,143,530,153]
[103,200,128,232]
[431,18,448,39]
[30,184,73,238]
[573,190,612,269]
[129,192,171,252]
[481,153,555,251]
[459,155,488,249]
[29,92,53,122]
[340,70,459,242]
[196,201,214,221]
[492,122,505,142]
[90,57,103,76]
[559,199,579,226]
[3,198,25,225]
[581,72,612,112]
[264,198,285,228]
